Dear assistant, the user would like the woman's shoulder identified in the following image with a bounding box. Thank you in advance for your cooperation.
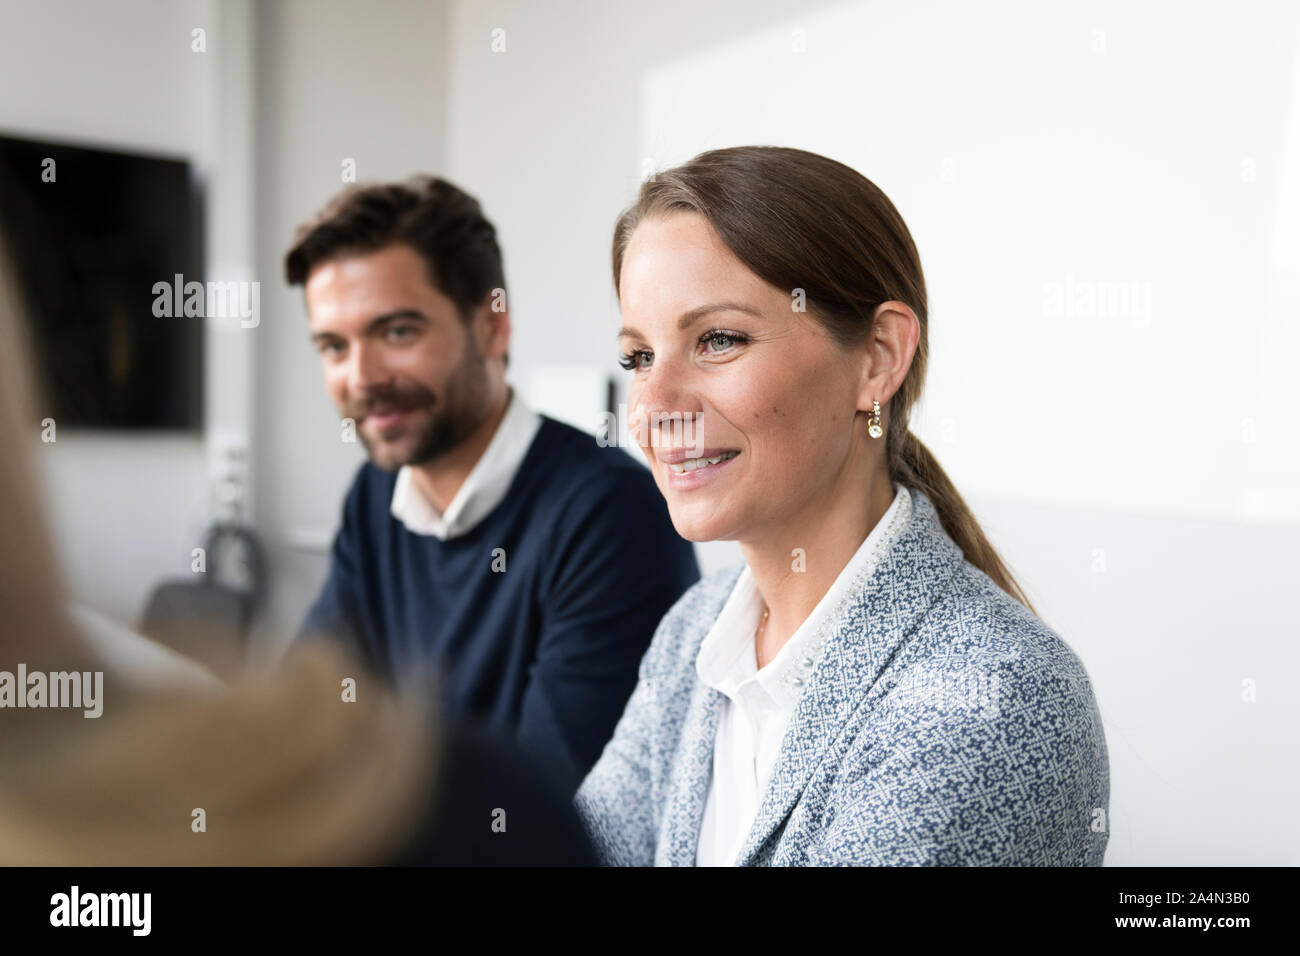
[928,558,1095,681]
[846,559,1110,865]
[876,556,1107,756]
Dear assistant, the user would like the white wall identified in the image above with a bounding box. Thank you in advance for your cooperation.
[443,0,1300,865]
[0,0,236,624]
[637,0,1300,525]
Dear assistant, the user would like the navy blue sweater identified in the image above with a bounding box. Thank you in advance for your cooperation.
[299,415,700,795]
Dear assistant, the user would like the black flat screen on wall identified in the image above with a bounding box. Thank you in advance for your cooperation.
[0,133,203,430]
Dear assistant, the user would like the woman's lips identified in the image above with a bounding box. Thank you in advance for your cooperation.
[663,451,740,490]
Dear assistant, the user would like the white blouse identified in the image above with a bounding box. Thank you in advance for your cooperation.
[693,482,913,866]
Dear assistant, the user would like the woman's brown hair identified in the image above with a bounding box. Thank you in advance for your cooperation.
[0,236,440,865]
[612,145,1036,614]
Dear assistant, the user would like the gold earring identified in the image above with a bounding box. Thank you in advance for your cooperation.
[868,399,883,439]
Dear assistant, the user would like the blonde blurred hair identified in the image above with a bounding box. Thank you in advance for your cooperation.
[0,236,439,865]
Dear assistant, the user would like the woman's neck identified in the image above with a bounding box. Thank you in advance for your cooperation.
[741,468,895,669]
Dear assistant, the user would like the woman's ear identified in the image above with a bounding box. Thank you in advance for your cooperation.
[856,300,919,413]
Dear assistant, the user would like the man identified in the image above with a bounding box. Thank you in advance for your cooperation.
[285,176,699,794]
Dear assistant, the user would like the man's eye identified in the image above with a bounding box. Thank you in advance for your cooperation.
[386,325,415,341]
[320,341,345,357]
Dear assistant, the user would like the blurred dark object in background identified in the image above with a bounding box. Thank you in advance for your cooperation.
[0,132,203,430]
[139,523,264,679]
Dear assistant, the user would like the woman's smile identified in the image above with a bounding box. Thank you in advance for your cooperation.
[661,448,741,490]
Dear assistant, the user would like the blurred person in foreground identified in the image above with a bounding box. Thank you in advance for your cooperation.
[0,238,594,866]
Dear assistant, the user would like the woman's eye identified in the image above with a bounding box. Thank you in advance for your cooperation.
[619,331,745,370]
[619,350,652,371]
[703,330,748,354]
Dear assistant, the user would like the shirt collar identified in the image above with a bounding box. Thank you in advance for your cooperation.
[696,481,913,712]
[389,386,542,539]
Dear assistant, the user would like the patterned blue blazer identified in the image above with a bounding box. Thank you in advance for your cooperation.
[574,486,1110,866]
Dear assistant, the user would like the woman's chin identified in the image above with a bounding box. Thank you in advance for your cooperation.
[668,508,733,544]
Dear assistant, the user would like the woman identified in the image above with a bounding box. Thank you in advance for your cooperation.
[575,145,1110,866]
[0,235,593,867]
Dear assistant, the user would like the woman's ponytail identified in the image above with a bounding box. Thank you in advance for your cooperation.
[890,428,1038,616]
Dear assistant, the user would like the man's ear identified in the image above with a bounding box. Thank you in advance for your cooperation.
[474,291,511,362]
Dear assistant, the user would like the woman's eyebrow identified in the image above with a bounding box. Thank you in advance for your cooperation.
[617,301,762,340]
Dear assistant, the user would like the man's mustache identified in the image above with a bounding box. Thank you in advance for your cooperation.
[347,386,436,420]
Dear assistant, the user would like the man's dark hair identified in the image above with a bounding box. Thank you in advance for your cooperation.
[285,176,508,367]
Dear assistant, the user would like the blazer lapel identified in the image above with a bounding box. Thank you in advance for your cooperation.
[733,488,963,866]
[658,675,726,866]
[656,562,742,866]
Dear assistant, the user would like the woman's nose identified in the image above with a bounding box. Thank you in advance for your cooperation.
[630,366,700,452]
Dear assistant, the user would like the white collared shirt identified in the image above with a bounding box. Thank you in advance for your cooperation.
[389,386,542,539]
[694,481,913,866]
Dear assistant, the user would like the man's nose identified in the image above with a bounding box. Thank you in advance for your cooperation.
[345,341,392,396]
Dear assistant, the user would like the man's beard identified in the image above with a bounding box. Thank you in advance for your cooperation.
[354,335,491,471]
